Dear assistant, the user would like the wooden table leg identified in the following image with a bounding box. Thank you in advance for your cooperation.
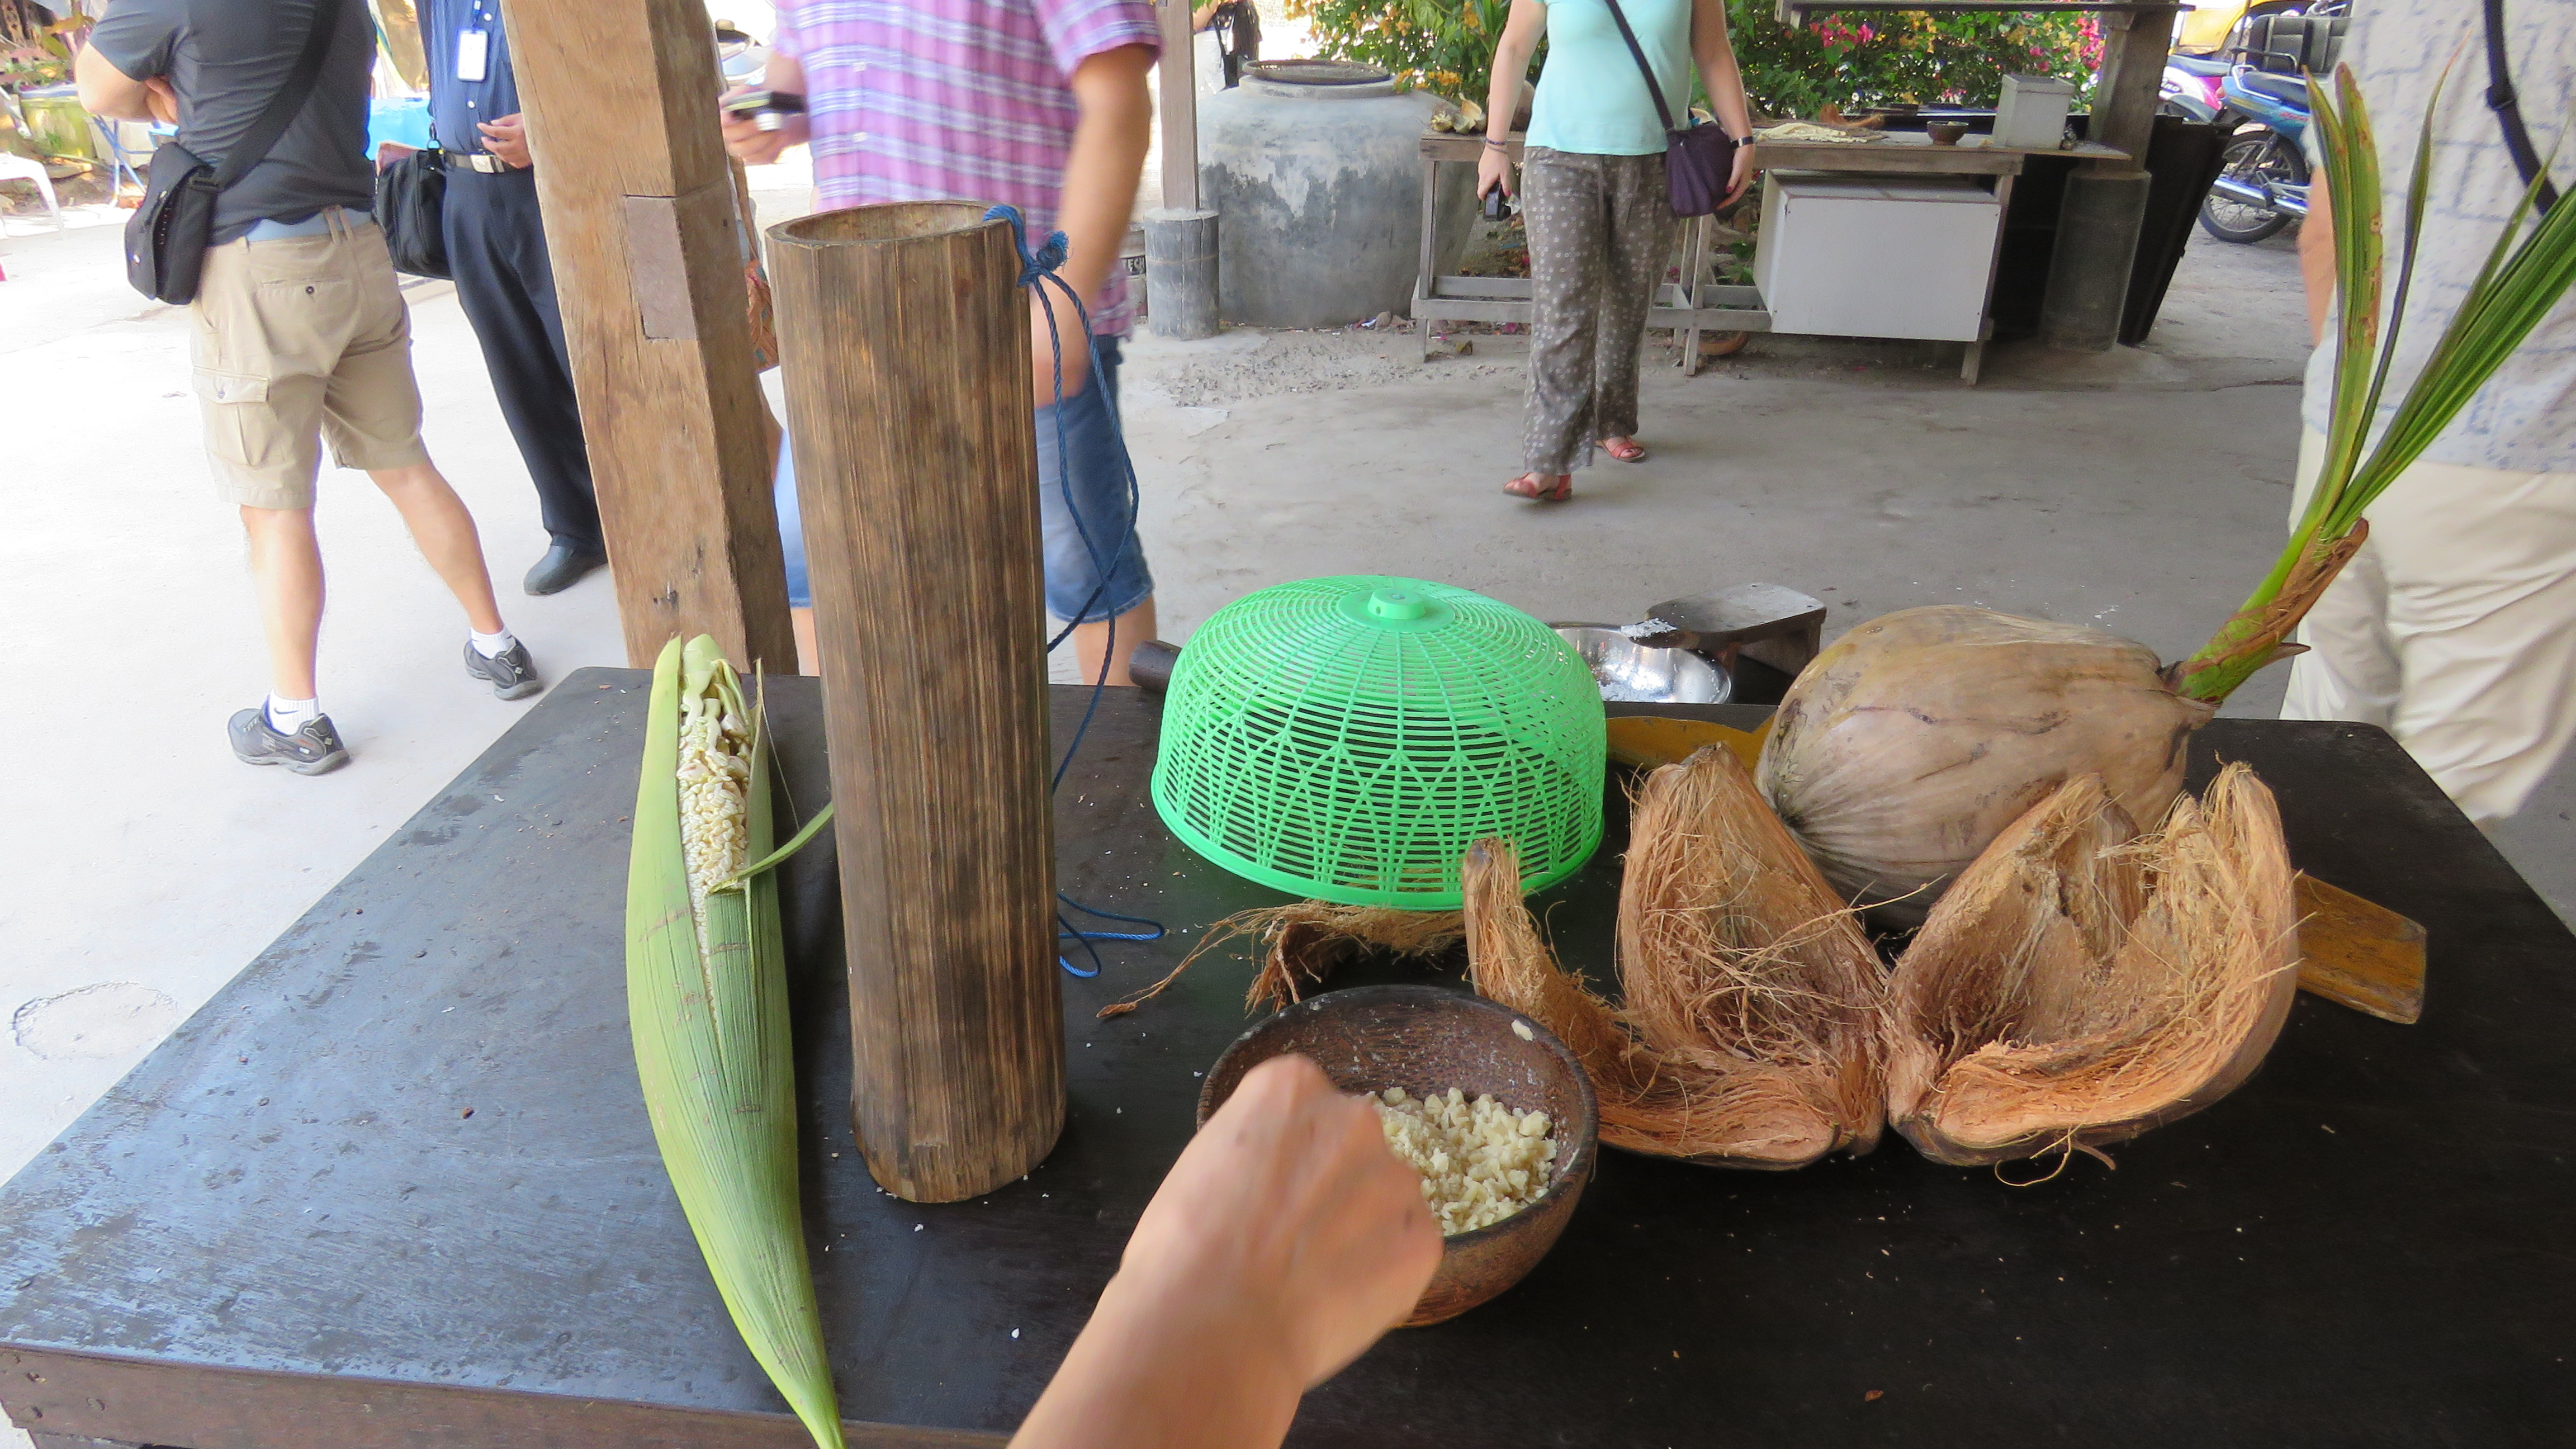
[1417,157,1440,362]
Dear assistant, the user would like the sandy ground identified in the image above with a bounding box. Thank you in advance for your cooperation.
[3,178,2570,1447]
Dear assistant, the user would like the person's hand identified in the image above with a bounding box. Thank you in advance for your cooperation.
[477,113,532,169]
[1030,288,1095,410]
[1476,143,1513,201]
[144,75,178,125]
[1116,1055,1438,1385]
[376,140,418,173]
[720,84,806,164]
[1723,139,1755,204]
[1009,1055,1441,1449]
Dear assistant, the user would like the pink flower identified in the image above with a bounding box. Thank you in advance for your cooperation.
[1858,24,1875,41]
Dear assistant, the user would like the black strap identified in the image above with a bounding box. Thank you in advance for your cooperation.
[1599,0,1681,136]
[207,0,345,191]
[2482,0,2560,215]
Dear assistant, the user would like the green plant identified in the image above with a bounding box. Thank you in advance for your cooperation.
[2175,65,2576,700]
[1286,1,2097,116]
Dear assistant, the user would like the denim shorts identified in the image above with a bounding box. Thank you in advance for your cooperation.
[776,335,1154,624]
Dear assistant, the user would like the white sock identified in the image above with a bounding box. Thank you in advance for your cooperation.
[266,694,321,733]
[470,628,517,659]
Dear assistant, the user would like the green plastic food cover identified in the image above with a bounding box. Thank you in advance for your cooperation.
[1151,575,1606,909]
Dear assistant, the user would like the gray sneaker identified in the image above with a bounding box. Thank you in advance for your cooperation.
[229,708,351,775]
[466,638,542,700]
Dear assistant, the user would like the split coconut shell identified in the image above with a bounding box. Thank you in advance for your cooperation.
[1882,763,2300,1167]
[1758,606,2216,929]
[1464,745,1884,1169]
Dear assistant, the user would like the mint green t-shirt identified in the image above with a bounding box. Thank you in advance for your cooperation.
[1526,0,1695,156]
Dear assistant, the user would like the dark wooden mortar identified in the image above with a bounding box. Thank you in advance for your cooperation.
[1196,983,1600,1325]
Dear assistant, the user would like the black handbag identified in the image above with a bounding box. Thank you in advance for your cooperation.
[124,0,345,303]
[375,146,451,278]
[1600,0,1739,217]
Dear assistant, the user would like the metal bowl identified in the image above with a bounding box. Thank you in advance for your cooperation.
[1197,984,1599,1325]
[1551,624,1732,704]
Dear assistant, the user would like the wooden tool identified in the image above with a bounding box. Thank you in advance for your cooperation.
[2293,873,2427,1024]
[1602,715,2428,1025]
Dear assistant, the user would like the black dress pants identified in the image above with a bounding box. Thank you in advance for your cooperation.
[441,165,602,551]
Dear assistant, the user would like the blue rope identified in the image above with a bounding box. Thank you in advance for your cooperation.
[986,204,1167,979]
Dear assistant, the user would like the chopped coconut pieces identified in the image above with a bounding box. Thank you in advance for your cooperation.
[1373,1086,1557,1235]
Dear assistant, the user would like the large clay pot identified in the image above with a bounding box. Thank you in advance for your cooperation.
[1199,61,1477,329]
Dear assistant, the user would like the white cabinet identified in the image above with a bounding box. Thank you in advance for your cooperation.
[1751,172,2004,344]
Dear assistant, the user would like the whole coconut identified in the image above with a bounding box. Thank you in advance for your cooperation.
[1755,607,2214,928]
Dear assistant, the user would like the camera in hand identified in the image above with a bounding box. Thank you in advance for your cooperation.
[725,89,808,132]
[1483,187,1512,221]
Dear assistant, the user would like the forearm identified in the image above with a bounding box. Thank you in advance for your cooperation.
[1011,1271,1305,1449]
[75,41,154,121]
[1055,45,1154,316]
[1692,0,1751,138]
[2300,171,2336,346]
[1484,37,1533,141]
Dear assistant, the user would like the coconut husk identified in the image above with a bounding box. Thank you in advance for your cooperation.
[1758,606,2218,930]
[1883,763,2300,1167]
[1098,902,1463,1019]
[1464,745,1886,1169]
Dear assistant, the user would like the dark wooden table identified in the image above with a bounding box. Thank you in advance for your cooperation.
[5,674,2572,1448]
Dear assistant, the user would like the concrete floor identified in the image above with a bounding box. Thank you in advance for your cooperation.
[3,196,2570,1442]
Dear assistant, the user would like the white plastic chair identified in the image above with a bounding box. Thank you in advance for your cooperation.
[0,151,67,232]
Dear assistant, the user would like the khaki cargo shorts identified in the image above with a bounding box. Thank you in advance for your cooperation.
[190,213,431,510]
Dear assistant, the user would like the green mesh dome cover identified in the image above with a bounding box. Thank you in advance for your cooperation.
[1152,575,1606,909]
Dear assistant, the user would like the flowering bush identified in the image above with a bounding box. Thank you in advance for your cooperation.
[1286,0,2099,117]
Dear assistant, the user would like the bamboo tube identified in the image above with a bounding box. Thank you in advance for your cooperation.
[768,202,1062,1203]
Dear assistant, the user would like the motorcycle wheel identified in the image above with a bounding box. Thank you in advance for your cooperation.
[2199,132,2305,244]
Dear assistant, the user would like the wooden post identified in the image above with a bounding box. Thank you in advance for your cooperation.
[1156,0,1199,211]
[500,0,795,673]
[767,203,1064,1205]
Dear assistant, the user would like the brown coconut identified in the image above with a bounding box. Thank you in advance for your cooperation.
[1464,745,1884,1169]
[1882,763,2299,1167]
[1757,606,2216,929]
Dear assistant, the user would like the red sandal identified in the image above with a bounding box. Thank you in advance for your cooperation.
[1503,472,1574,503]
[1600,437,1648,463]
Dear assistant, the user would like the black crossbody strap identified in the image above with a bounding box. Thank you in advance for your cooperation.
[1600,0,1681,136]
[209,0,345,191]
[2482,0,2560,215]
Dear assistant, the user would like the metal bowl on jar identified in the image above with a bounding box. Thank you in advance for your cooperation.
[1551,624,1732,704]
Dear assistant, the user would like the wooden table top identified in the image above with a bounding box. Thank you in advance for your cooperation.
[2,677,2569,1448]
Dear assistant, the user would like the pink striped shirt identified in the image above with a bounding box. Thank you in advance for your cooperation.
[772,0,1161,337]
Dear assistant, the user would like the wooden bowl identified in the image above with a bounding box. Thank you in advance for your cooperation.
[1196,984,1599,1325]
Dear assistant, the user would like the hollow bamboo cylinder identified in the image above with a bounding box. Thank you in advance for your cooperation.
[768,202,1063,1203]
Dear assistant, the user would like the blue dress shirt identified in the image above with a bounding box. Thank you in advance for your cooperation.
[422,0,520,155]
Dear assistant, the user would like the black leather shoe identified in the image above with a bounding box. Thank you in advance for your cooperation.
[523,541,607,596]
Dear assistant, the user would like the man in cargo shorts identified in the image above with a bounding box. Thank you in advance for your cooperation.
[79,0,539,776]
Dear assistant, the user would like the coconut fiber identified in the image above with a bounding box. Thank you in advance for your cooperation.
[1464,745,1885,1169]
[1881,763,2300,1167]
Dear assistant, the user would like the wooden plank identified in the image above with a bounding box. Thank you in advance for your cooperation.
[1432,275,1531,299]
[768,203,1065,1204]
[0,1345,1005,1449]
[2296,874,2428,1025]
[1154,0,1197,211]
[1420,131,1527,163]
[504,0,794,674]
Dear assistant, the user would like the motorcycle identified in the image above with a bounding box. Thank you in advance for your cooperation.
[2195,3,2346,243]
[2160,53,2231,124]
[2200,65,2311,243]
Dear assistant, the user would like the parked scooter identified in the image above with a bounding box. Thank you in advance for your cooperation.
[2161,52,2231,124]
[2201,65,2310,242]
[2196,2,2347,243]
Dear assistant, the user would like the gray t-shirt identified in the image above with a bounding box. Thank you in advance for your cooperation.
[89,0,375,245]
[2298,0,2575,474]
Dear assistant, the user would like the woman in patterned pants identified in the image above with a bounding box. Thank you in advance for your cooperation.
[1479,0,1754,501]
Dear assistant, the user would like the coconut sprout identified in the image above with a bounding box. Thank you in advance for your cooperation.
[1882,764,2300,1167]
[1758,68,2576,922]
[1464,745,1883,1169]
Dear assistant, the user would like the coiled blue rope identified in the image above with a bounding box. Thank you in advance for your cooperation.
[984,203,1166,978]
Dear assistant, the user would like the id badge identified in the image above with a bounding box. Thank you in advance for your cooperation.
[455,28,490,83]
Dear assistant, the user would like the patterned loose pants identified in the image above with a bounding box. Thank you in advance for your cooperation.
[1520,147,1679,476]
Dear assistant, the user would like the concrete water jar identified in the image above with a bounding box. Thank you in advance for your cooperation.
[1199,61,1478,329]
